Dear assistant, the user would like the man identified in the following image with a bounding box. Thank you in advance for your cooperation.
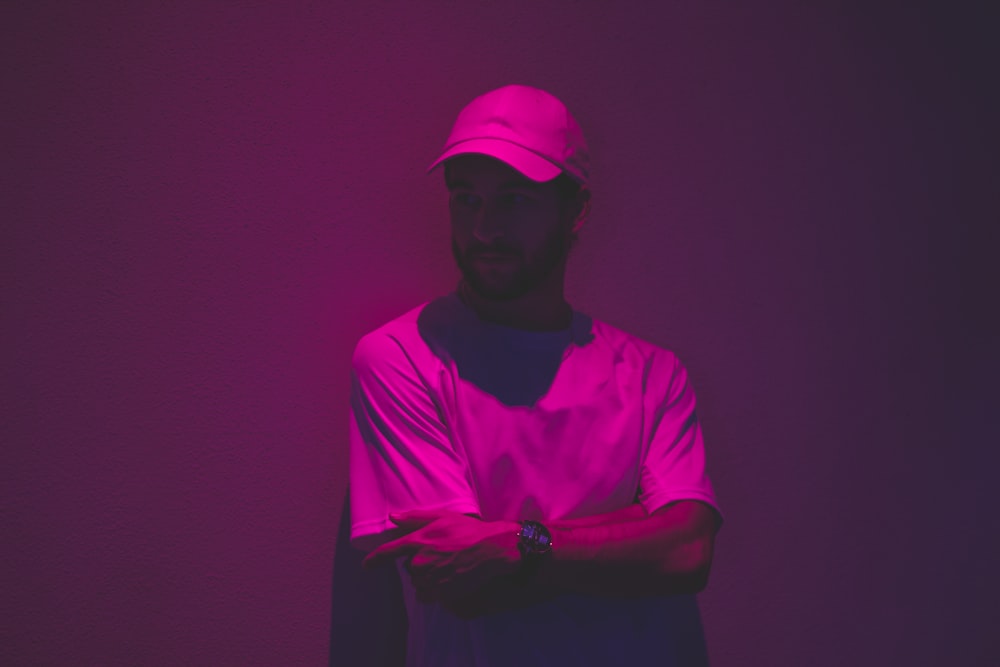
[349,84,721,666]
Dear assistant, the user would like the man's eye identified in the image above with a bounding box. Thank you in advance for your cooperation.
[451,193,480,207]
[502,193,530,206]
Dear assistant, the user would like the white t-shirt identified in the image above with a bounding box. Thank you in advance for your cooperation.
[349,293,720,666]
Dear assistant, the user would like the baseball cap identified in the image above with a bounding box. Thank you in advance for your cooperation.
[427,84,590,185]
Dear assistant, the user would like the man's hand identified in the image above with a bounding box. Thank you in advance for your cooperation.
[363,511,522,605]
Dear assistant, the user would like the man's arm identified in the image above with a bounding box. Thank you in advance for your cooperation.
[552,501,649,528]
[348,332,482,551]
[366,499,718,617]
[438,502,653,617]
[542,499,718,596]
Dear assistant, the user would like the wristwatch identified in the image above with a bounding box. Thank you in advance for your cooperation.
[514,520,553,585]
[517,520,553,558]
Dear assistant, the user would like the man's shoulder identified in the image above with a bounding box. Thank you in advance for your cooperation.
[352,295,457,372]
[357,301,424,342]
[585,317,693,398]
[587,316,680,365]
[351,301,423,366]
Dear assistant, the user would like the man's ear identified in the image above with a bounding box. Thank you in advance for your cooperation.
[571,187,592,234]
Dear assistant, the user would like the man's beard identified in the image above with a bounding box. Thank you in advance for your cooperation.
[452,225,574,301]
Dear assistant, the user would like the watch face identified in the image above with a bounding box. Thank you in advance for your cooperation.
[519,520,552,555]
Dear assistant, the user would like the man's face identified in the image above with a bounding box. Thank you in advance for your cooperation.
[446,154,577,301]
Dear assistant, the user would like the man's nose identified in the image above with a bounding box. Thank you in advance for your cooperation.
[472,206,505,243]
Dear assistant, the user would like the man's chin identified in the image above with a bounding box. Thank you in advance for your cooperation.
[465,281,522,301]
[462,272,529,301]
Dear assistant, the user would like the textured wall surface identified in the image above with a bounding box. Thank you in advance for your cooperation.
[3,2,996,666]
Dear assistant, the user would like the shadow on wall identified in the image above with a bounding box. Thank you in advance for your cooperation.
[330,489,408,667]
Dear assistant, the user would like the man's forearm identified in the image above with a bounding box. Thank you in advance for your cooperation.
[550,501,648,528]
[541,500,716,597]
[444,503,648,617]
[447,501,715,617]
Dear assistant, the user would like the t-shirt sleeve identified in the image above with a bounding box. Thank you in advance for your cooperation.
[638,352,722,522]
[349,332,480,549]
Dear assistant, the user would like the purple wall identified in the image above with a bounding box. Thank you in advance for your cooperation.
[4,3,995,665]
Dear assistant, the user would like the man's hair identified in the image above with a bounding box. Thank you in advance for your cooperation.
[551,172,584,206]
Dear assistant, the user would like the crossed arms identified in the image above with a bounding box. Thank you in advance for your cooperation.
[360,498,719,619]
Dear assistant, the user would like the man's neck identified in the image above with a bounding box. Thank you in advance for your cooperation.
[458,280,573,332]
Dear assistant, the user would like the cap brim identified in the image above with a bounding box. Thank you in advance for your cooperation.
[427,138,562,182]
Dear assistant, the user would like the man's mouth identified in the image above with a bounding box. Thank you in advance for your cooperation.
[470,251,518,262]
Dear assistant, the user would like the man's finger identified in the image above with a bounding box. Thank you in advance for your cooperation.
[363,536,419,570]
